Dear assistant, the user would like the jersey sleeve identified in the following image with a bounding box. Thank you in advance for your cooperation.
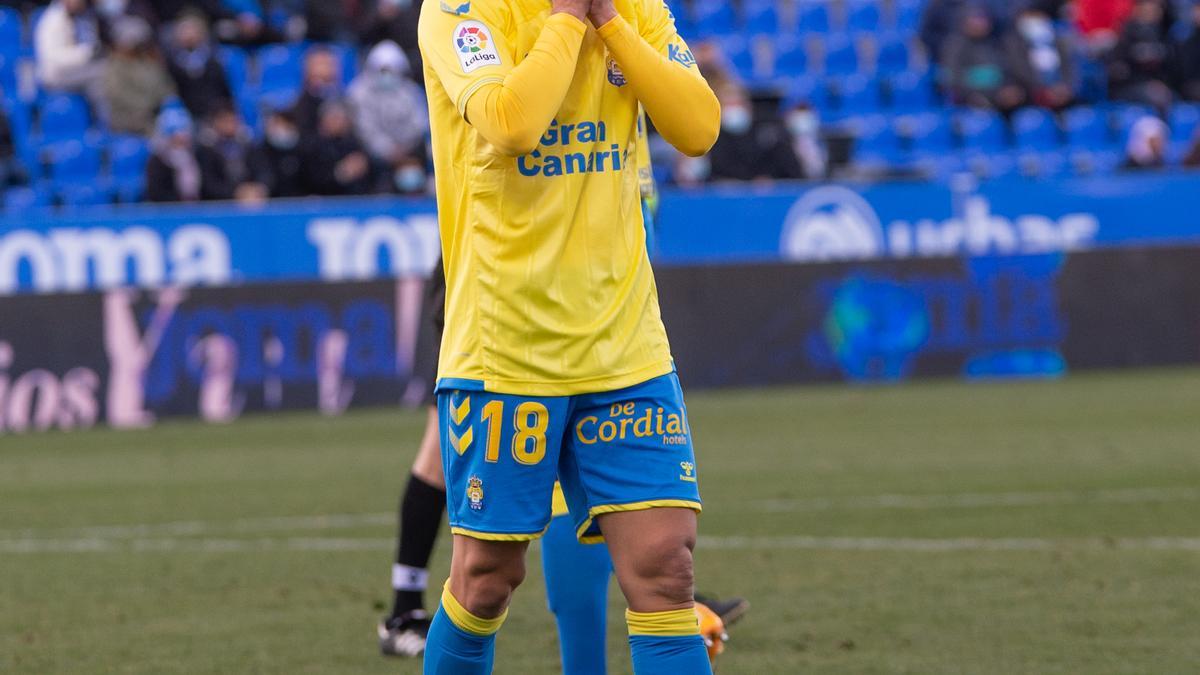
[639,0,700,73]
[418,2,515,117]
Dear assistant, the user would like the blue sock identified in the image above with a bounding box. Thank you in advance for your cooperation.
[423,584,505,675]
[541,515,612,675]
[627,609,713,675]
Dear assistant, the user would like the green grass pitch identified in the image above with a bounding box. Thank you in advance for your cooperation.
[3,369,1199,674]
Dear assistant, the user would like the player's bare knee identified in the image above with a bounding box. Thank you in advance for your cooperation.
[457,547,527,615]
[631,537,696,607]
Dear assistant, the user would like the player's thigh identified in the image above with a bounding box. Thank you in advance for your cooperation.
[598,507,698,612]
[412,406,444,487]
[558,373,703,543]
[437,389,568,540]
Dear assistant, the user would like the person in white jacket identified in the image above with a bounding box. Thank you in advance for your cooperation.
[35,0,107,106]
[346,40,429,193]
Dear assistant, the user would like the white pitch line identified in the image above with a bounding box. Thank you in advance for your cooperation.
[745,487,1200,513]
[2,487,1197,542]
[2,535,1200,555]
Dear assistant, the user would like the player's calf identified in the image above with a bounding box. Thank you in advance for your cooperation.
[449,537,528,618]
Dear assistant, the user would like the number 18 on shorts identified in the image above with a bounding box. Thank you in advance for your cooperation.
[438,373,703,543]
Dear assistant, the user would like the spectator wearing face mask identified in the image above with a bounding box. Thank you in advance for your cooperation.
[1175,3,1200,102]
[165,13,233,121]
[35,0,106,105]
[1108,0,1174,113]
[1005,8,1077,110]
[942,7,1027,113]
[252,108,306,198]
[707,85,805,182]
[103,16,177,135]
[292,47,344,139]
[302,99,376,196]
[1121,115,1169,170]
[359,0,423,81]
[781,102,827,181]
[146,107,225,202]
[347,41,429,195]
[197,103,268,203]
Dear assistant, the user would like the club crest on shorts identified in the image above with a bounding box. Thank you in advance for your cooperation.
[467,475,485,510]
[607,58,627,87]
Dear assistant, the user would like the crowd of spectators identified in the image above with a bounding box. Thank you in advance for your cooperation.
[2,0,1200,207]
[1,0,431,204]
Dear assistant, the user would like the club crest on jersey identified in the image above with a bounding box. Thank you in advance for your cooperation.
[607,59,627,87]
[668,42,696,68]
[454,21,500,73]
[467,476,485,510]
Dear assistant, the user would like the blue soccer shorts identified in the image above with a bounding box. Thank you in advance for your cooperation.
[437,372,702,543]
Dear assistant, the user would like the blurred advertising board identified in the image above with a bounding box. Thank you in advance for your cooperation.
[2,246,1199,434]
[4,174,1200,295]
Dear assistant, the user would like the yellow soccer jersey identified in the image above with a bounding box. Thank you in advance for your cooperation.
[419,0,713,396]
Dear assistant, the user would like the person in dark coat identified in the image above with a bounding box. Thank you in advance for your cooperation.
[942,6,1027,112]
[165,13,233,121]
[707,85,806,182]
[358,0,423,82]
[1175,3,1200,102]
[1004,7,1077,110]
[301,99,376,196]
[290,47,343,138]
[251,108,307,198]
[144,107,226,202]
[1108,0,1174,113]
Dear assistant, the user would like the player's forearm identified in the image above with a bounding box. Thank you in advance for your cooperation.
[596,16,720,157]
[465,13,587,157]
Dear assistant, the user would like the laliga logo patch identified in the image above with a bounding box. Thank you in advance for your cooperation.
[454,21,501,73]
[467,475,485,510]
[607,59,627,87]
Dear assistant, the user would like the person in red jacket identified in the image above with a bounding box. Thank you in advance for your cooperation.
[1076,0,1134,49]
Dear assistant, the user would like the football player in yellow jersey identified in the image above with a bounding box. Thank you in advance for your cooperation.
[418,0,720,672]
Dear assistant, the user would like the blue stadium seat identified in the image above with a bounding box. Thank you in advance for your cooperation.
[891,0,923,32]
[4,184,52,212]
[257,43,304,94]
[44,139,102,185]
[875,33,910,75]
[774,37,809,77]
[692,0,736,38]
[956,109,1009,151]
[1063,106,1111,148]
[835,75,882,114]
[217,45,250,97]
[888,70,935,112]
[720,36,753,82]
[845,114,901,158]
[1111,104,1158,138]
[798,2,831,33]
[1018,151,1070,179]
[1170,104,1200,144]
[822,37,859,76]
[847,0,881,32]
[964,150,1019,179]
[785,76,831,113]
[108,135,150,180]
[1012,108,1061,150]
[58,182,114,208]
[1069,149,1123,176]
[0,7,23,57]
[38,93,91,142]
[911,152,967,180]
[741,0,778,35]
[894,111,954,152]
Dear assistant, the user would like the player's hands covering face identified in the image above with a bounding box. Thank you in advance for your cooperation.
[587,0,618,27]
[551,0,591,21]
